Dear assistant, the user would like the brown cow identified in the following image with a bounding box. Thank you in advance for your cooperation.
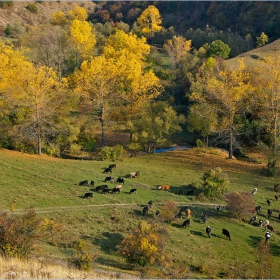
[158,185,170,191]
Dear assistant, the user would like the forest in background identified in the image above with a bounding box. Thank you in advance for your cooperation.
[1,1,280,171]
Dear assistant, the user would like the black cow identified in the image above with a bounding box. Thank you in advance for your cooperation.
[143,205,149,215]
[252,187,257,195]
[180,206,188,213]
[182,219,190,228]
[266,224,274,232]
[206,226,211,238]
[203,213,208,223]
[148,200,153,208]
[255,206,262,212]
[95,185,109,193]
[265,231,271,243]
[101,188,110,194]
[112,187,121,194]
[259,219,264,227]
[79,180,89,186]
[105,176,114,183]
[103,167,112,174]
[267,209,272,219]
[117,177,125,184]
[109,164,116,169]
[178,189,184,195]
[222,228,231,240]
[216,205,221,212]
[155,210,160,216]
[129,188,137,194]
[249,216,257,224]
[275,195,279,201]
[267,199,271,206]
[83,192,93,198]
[90,180,94,186]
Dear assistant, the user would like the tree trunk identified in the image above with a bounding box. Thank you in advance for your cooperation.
[100,103,105,148]
[36,102,42,155]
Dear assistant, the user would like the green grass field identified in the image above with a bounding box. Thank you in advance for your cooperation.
[0,147,280,278]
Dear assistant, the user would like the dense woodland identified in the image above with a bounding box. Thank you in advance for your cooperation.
[1,1,280,169]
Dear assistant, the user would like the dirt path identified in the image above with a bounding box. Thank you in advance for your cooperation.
[4,202,226,215]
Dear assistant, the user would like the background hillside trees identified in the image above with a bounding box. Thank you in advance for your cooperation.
[189,58,252,159]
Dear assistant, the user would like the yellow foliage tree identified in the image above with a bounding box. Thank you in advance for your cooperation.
[70,19,96,59]
[163,35,192,68]
[50,11,67,26]
[68,5,88,21]
[137,5,163,37]
[117,220,169,268]
[190,58,252,159]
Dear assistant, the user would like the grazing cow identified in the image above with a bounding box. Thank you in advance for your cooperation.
[79,180,89,186]
[175,211,183,220]
[101,188,110,194]
[158,185,170,191]
[143,205,149,215]
[252,187,257,195]
[267,199,271,206]
[105,176,114,183]
[178,189,184,195]
[265,231,271,243]
[266,224,274,232]
[264,219,270,227]
[259,219,264,227]
[112,187,120,194]
[222,228,231,240]
[95,185,109,193]
[206,226,211,238]
[117,177,125,184]
[267,209,272,219]
[182,219,190,228]
[275,195,279,201]
[129,171,141,178]
[180,206,188,213]
[83,192,93,198]
[109,164,116,169]
[90,180,94,186]
[148,200,153,208]
[186,208,191,219]
[249,216,257,224]
[103,167,112,174]
[155,210,160,216]
[255,206,262,212]
[274,183,280,192]
[186,190,194,196]
[129,188,137,194]
[114,185,122,191]
[216,205,221,212]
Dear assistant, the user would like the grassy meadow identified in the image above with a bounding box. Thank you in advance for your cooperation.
[0,147,280,278]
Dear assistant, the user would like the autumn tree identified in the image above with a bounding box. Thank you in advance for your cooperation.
[256,32,268,48]
[117,220,169,268]
[226,191,255,219]
[68,5,88,21]
[189,58,252,159]
[130,101,186,152]
[160,200,178,224]
[163,36,192,68]
[72,55,120,147]
[249,56,280,170]
[137,5,163,39]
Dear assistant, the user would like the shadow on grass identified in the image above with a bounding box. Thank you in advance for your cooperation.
[247,235,262,248]
[96,256,132,270]
[190,230,203,236]
[93,231,123,254]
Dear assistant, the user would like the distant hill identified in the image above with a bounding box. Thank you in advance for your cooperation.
[227,39,280,70]
[0,1,97,33]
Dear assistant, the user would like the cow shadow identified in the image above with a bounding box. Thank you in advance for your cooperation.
[93,232,123,254]
[190,230,203,236]
[247,235,262,248]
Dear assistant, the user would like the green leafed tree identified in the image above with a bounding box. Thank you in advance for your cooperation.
[206,40,231,59]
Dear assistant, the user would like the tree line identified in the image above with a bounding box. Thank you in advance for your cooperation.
[1,4,280,169]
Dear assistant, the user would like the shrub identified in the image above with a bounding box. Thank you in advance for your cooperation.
[0,208,42,257]
[26,3,38,14]
[100,145,124,161]
[161,200,178,223]
[202,167,229,198]
[226,191,255,219]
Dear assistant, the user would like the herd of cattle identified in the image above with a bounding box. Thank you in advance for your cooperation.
[77,164,279,243]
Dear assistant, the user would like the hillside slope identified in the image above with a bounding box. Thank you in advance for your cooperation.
[0,1,97,30]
